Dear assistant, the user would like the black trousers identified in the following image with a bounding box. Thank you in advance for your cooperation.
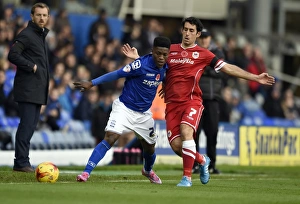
[195,99,219,169]
[14,102,41,168]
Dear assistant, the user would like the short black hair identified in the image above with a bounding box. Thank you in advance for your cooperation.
[181,17,203,32]
[153,36,171,49]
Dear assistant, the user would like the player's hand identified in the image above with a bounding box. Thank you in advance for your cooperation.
[33,64,37,73]
[257,73,275,86]
[122,43,140,60]
[158,87,165,98]
[73,80,93,92]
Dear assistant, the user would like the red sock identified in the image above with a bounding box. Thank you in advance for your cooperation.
[195,153,205,165]
[182,140,196,178]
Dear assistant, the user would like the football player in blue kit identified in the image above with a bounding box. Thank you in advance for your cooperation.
[73,36,171,184]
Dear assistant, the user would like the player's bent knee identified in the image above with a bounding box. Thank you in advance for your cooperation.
[170,144,182,157]
[140,139,155,154]
[104,132,120,146]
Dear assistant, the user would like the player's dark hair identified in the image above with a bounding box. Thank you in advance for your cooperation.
[181,17,203,32]
[153,36,171,49]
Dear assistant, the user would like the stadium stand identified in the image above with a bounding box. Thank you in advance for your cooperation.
[0,4,299,154]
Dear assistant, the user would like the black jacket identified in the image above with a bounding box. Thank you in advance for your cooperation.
[200,48,225,100]
[8,20,50,105]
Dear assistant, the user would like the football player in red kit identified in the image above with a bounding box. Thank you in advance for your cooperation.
[122,17,275,187]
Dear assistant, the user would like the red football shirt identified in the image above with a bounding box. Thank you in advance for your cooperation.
[164,43,226,103]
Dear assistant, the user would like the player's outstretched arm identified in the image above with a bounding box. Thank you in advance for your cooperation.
[74,69,120,92]
[122,43,140,60]
[73,80,93,92]
[221,64,275,86]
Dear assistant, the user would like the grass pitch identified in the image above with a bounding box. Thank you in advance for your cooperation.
[0,164,299,204]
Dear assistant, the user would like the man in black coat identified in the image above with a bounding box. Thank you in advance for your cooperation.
[7,2,50,172]
[193,29,225,174]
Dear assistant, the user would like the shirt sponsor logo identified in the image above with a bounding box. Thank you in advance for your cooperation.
[143,80,161,87]
[169,58,194,64]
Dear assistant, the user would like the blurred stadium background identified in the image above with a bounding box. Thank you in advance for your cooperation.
[0,0,300,167]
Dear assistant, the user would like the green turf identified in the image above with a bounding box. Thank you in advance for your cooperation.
[0,164,299,204]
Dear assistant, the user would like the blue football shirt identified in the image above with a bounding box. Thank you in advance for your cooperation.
[119,54,167,112]
[91,54,168,112]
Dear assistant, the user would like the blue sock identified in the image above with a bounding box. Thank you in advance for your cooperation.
[84,140,111,174]
[143,152,156,172]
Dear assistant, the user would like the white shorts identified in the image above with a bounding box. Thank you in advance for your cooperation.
[105,98,158,144]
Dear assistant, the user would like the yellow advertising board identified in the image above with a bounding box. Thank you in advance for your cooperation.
[240,126,300,166]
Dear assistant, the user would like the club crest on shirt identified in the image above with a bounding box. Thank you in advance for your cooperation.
[155,74,160,81]
[167,130,172,138]
[131,59,141,70]
[123,64,131,72]
[192,52,199,59]
[181,51,188,57]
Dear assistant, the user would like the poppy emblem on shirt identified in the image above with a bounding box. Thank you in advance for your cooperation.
[181,51,188,57]
[192,52,199,59]
[155,74,160,81]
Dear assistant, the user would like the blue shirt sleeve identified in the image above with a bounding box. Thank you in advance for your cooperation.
[91,70,120,86]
